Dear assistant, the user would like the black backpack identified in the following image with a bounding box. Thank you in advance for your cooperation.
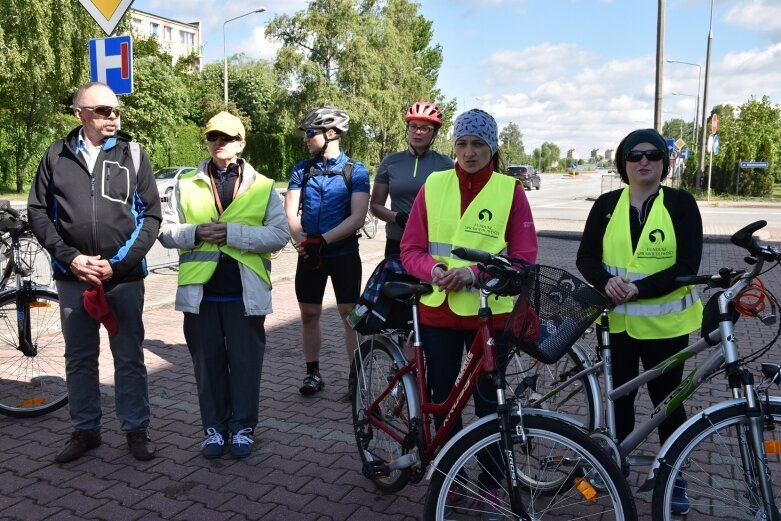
[347,257,419,335]
[298,158,355,215]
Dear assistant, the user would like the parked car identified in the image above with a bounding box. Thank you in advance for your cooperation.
[506,165,541,190]
[154,166,196,201]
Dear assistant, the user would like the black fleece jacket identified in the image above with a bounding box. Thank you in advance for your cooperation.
[576,185,702,299]
[27,127,161,284]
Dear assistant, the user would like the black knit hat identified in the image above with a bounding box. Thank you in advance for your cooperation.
[615,128,669,183]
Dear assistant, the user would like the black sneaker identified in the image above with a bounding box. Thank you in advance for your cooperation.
[299,372,325,396]
[54,429,101,463]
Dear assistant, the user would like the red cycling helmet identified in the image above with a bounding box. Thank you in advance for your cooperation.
[404,102,444,126]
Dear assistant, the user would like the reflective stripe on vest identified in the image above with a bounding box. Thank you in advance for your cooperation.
[602,187,702,338]
[177,172,274,287]
[421,169,515,316]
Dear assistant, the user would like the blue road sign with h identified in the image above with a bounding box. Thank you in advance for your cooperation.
[89,35,133,95]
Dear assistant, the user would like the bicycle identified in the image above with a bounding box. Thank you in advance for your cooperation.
[0,201,67,418]
[350,248,637,520]
[507,220,781,520]
[361,207,378,239]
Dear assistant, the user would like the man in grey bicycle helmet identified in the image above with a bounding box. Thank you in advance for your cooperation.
[285,106,370,397]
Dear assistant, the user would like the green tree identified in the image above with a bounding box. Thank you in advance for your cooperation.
[662,117,694,143]
[531,142,561,173]
[266,0,446,166]
[499,122,525,167]
[0,1,97,191]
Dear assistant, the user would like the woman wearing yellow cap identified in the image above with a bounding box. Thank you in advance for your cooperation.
[159,111,289,459]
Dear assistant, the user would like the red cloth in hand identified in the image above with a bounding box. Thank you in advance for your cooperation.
[82,284,118,336]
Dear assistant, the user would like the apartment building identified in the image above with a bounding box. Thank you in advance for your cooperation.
[129,9,202,70]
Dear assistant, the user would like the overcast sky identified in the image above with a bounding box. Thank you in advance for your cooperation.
[131,0,781,154]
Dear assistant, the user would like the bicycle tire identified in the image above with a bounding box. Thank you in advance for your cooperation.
[425,414,637,521]
[506,338,599,431]
[653,402,781,520]
[362,210,378,239]
[0,288,67,417]
[352,335,416,492]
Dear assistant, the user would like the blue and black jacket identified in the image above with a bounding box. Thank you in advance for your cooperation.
[27,127,162,284]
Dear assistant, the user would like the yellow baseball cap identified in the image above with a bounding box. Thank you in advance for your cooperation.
[204,111,245,140]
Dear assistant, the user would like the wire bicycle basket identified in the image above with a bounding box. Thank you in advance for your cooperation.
[506,265,609,364]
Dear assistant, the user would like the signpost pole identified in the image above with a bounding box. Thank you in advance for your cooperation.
[707,150,713,201]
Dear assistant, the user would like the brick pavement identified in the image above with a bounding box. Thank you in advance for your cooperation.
[1,219,780,520]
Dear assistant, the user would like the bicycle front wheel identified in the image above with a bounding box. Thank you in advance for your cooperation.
[0,289,67,417]
[352,335,416,492]
[425,414,637,520]
[653,402,781,520]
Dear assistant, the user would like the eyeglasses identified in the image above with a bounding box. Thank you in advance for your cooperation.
[625,150,665,162]
[408,124,435,134]
[205,133,241,143]
[80,105,121,118]
[305,129,322,139]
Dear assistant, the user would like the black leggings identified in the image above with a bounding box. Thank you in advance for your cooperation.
[610,332,689,445]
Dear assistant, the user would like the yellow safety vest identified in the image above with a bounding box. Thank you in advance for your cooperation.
[602,187,702,339]
[177,171,273,288]
[421,169,515,316]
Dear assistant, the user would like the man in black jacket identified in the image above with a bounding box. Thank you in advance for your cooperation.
[28,82,162,463]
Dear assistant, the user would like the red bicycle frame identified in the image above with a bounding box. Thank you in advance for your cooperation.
[364,295,500,462]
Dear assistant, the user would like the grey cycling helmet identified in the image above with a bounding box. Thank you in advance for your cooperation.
[298,106,350,133]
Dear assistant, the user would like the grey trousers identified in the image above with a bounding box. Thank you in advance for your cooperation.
[56,279,150,432]
[183,300,266,435]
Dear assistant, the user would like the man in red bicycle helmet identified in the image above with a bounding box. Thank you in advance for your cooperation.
[370,101,453,257]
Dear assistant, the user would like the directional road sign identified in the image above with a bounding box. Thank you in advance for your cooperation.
[740,161,769,169]
[666,139,675,153]
[89,35,133,95]
[713,134,720,155]
[78,0,134,36]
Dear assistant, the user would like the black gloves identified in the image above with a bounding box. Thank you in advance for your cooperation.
[395,211,409,228]
[301,235,327,269]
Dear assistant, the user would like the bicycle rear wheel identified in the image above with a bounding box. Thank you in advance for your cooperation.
[362,210,378,239]
[505,337,600,430]
[0,288,67,417]
[653,402,781,520]
[352,335,416,492]
[425,414,636,520]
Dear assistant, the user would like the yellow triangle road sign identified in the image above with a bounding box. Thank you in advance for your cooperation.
[78,0,135,36]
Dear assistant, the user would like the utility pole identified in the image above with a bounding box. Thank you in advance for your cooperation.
[696,0,714,196]
[654,0,666,132]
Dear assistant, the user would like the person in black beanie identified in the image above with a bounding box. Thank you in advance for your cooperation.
[576,128,703,515]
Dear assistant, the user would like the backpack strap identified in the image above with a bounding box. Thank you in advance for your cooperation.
[298,158,356,215]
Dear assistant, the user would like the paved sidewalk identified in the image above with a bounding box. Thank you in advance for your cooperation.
[1,222,779,520]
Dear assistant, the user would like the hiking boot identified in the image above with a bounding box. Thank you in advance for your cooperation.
[299,372,325,396]
[230,427,254,459]
[671,474,690,515]
[126,429,156,461]
[444,482,469,515]
[54,429,101,463]
[201,428,227,459]
[479,488,503,521]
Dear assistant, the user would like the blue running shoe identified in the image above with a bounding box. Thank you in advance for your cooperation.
[671,474,690,515]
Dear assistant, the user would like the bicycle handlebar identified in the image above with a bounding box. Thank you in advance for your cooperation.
[0,201,20,219]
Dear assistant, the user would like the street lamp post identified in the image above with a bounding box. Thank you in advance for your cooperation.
[667,59,702,148]
[671,92,698,144]
[696,0,715,195]
[223,8,266,106]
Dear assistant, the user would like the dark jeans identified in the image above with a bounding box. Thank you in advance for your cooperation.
[420,324,508,488]
[611,332,689,444]
[384,238,401,258]
[57,279,149,432]
[184,300,267,435]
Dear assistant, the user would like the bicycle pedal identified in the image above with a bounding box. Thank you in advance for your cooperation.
[362,460,390,479]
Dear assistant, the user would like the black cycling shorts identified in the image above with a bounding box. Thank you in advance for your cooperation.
[295,250,362,305]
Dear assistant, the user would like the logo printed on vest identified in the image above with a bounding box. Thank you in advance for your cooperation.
[648,229,666,243]
[478,208,493,221]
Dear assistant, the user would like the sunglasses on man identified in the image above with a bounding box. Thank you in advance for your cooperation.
[625,150,665,162]
[304,129,322,139]
[205,133,242,143]
[80,105,121,118]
